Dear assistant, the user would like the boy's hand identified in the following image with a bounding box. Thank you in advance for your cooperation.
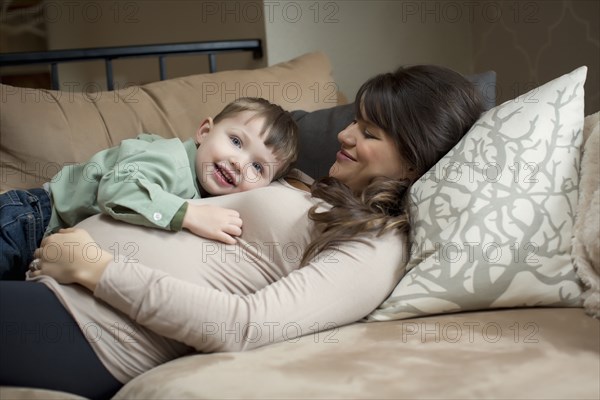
[182,204,243,244]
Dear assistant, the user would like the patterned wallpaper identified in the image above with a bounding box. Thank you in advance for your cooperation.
[472,0,599,115]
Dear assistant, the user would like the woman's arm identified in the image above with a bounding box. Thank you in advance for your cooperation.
[98,233,406,353]
[35,229,406,353]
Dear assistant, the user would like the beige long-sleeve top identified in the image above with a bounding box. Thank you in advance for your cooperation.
[31,172,407,383]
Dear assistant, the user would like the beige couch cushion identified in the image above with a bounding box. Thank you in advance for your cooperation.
[0,52,336,191]
[0,388,86,400]
[2,309,598,399]
[113,308,599,399]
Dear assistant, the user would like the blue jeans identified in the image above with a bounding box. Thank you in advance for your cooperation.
[0,188,52,280]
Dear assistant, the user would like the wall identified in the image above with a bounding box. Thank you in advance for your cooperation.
[43,0,267,90]
[42,0,474,98]
[3,0,598,115]
[472,0,599,115]
[265,0,599,114]
[264,0,474,102]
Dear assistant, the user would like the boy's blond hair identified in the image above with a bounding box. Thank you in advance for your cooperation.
[213,97,298,180]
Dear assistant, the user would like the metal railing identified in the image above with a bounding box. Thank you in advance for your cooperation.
[0,39,263,90]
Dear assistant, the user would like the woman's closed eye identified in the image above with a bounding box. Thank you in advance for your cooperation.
[356,120,377,139]
[362,128,376,139]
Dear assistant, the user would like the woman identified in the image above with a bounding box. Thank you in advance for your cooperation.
[0,65,484,399]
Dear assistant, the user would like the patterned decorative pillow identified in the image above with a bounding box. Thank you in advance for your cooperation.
[368,66,587,321]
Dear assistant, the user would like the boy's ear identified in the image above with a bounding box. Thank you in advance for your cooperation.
[195,117,214,144]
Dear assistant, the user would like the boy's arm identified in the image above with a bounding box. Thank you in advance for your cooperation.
[99,181,243,242]
[96,137,196,230]
[97,172,188,230]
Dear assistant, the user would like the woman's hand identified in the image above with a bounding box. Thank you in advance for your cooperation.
[30,228,112,292]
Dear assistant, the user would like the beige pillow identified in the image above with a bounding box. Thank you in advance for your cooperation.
[0,52,336,191]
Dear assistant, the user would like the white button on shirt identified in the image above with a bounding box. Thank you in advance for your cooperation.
[153,212,162,221]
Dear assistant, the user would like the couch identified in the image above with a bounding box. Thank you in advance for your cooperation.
[1,52,598,399]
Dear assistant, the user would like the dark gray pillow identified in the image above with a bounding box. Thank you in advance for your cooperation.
[467,70,497,111]
[292,71,496,179]
[291,103,354,179]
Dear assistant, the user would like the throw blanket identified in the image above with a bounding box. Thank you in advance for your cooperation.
[573,112,600,318]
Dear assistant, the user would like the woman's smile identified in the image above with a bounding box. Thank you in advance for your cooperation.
[336,149,357,162]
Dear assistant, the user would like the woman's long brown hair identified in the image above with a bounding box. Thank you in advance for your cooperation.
[300,65,485,266]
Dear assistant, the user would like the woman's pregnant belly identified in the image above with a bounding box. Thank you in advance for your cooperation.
[77,181,316,296]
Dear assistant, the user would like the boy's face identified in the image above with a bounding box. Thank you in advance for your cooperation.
[195,111,281,196]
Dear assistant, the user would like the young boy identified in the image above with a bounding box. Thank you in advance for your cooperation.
[0,97,298,279]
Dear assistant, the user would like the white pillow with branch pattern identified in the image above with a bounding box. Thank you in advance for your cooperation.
[369,66,587,321]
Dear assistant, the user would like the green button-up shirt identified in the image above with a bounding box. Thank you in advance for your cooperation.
[47,134,201,234]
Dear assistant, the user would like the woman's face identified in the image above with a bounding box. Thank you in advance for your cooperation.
[329,118,415,192]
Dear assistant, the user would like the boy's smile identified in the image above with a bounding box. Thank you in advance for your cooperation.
[213,162,236,187]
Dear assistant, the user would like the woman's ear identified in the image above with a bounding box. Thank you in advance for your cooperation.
[407,166,420,181]
[195,117,214,144]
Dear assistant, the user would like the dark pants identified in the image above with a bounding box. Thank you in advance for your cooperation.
[0,189,52,280]
[0,281,122,399]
